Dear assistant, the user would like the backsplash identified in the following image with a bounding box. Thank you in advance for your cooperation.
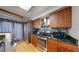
[51,28,68,34]
[33,27,69,34]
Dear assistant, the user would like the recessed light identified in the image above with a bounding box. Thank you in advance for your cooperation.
[19,6,32,11]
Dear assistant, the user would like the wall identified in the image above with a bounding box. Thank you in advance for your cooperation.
[69,6,79,46]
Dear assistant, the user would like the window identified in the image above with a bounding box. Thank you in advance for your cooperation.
[2,22,13,32]
[14,23,23,40]
[0,22,3,32]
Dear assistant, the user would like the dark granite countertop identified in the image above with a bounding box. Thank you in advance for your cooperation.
[33,33,78,46]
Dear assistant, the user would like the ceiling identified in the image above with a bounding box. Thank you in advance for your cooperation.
[29,6,64,20]
[0,6,30,18]
[0,6,31,22]
[0,6,64,22]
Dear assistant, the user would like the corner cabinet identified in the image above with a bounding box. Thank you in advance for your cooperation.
[47,38,78,52]
[49,7,72,28]
[32,18,41,28]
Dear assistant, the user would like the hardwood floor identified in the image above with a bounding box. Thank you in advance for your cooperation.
[15,40,41,52]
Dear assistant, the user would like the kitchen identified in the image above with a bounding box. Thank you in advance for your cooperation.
[0,6,79,52]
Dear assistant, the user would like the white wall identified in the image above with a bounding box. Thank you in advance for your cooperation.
[69,6,79,46]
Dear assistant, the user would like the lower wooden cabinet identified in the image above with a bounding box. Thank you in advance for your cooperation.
[30,34,37,46]
[47,38,78,52]
[47,38,58,52]
[57,46,71,52]
[47,44,58,52]
[30,34,78,52]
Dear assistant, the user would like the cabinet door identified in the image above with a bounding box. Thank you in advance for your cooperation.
[31,34,37,46]
[58,40,78,52]
[48,44,58,52]
[57,41,69,52]
[63,7,71,27]
[50,7,71,28]
[57,46,70,52]
[57,47,64,52]
[57,7,71,28]
[50,13,58,28]
[47,39,58,52]
[47,38,78,52]
[32,19,41,28]
[57,10,65,28]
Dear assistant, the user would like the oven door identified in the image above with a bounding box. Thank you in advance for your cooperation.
[37,37,47,51]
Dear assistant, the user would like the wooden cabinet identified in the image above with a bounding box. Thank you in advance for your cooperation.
[63,7,72,27]
[50,7,71,28]
[47,38,78,52]
[48,44,58,52]
[30,34,37,46]
[58,40,78,52]
[32,18,41,28]
[57,10,65,27]
[47,38,58,52]
[50,13,58,28]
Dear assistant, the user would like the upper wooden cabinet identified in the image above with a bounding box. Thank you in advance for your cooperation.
[49,7,72,28]
[63,7,72,27]
[50,12,58,28]
[32,18,41,28]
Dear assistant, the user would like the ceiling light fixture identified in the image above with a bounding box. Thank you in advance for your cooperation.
[19,6,32,11]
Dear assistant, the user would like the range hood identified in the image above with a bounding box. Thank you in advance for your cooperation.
[41,17,50,27]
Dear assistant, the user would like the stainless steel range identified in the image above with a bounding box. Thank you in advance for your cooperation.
[36,36,47,51]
